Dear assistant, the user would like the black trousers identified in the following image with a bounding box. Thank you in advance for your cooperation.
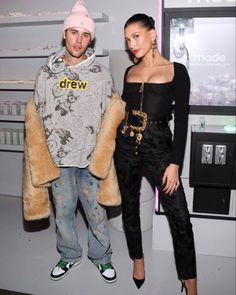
[114,121,197,280]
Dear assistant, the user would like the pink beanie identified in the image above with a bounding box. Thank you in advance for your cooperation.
[63,0,95,40]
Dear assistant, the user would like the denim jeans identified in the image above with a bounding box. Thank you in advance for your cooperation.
[51,167,112,265]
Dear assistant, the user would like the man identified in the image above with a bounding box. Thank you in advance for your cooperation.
[34,0,117,283]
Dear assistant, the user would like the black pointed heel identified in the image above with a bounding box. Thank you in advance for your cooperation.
[133,276,145,289]
[181,280,188,295]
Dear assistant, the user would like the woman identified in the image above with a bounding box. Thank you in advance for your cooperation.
[114,14,198,294]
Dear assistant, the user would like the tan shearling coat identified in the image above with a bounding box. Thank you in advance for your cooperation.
[23,92,125,221]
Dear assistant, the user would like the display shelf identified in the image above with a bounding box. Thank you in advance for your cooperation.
[0,115,25,122]
[0,47,58,58]
[0,80,35,90]
[0,11,109,27]
[96,49,109,57]
[0,144,24,152]
[0,47,109,58]
[192,124,236,134]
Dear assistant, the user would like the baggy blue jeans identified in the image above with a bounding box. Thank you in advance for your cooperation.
[51,167,112,265]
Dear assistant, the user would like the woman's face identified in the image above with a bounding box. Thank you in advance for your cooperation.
[124,22,153,59]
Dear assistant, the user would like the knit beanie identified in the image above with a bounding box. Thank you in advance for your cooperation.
[63,0,95,40]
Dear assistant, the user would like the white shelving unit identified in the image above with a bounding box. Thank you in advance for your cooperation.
[0,114,25,121]
[0,10,110,197]
[0,80,35,90]
[0,47,109,58]
[0,11,109,27]
[0,144,24,152]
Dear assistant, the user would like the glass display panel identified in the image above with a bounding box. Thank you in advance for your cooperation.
[163,8,236,115]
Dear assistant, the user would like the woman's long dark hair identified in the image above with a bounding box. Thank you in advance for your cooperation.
[124,13,155,31]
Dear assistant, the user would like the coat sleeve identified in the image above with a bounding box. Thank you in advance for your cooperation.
[89,91,125,179]
[24,97,60,187]
[23,97,60,220]
[23,143,51,221]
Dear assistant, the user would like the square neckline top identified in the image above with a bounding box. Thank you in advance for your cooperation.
[121,62,190,167]
[123,61,177,86]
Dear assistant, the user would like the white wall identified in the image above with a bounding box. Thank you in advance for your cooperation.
[0,0,158,51]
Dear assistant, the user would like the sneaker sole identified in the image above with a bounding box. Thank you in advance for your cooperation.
[50,259,81,281]
[102,276,117,284]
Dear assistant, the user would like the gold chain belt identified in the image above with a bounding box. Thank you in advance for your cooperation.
[121,110,148,144]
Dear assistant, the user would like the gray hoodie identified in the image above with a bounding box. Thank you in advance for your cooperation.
[34,47,114,168]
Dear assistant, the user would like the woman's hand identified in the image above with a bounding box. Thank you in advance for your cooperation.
[162,164,180,195]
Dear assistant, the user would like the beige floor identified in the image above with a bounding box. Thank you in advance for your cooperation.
[0,195,235,295]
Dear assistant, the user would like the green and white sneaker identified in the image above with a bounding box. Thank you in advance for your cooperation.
[50,259,81,281]
[97,263,117,283]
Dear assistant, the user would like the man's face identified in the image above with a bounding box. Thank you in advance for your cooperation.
[64,27,91,59]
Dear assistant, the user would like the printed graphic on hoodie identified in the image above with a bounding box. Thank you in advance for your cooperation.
[59,76,88,90]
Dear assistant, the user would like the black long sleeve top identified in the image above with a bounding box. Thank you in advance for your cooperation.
[122,62,190,167]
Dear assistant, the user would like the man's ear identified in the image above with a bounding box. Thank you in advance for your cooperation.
[63,30,66,40]
[89,37,95,48]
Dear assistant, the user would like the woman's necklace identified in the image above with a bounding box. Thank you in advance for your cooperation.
[121,83,148,145]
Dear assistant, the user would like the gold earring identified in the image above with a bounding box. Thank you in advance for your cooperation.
[152,39,157,59]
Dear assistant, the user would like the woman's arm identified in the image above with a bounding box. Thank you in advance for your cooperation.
[163,63,190,195]
[171,62,190,167]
